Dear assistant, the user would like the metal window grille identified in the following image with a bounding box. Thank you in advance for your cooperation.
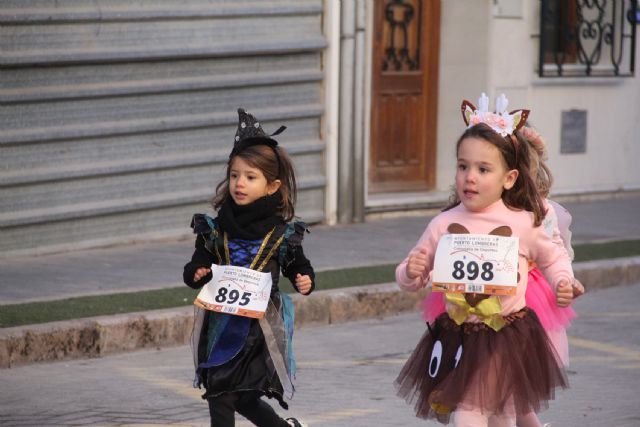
[382,0,422,72]
[539,0,637,77]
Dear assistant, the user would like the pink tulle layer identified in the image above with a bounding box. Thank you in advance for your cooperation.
[421,291,446,325]
[525,268,576,331]
[421,268,576,331]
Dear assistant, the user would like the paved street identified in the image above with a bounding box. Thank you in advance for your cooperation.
[2,282,640,427]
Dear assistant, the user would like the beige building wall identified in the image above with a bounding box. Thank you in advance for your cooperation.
[435,0,640,197]
[436,0,492,196]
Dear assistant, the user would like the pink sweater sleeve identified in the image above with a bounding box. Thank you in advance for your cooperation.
[542,201,566,251]
[396,219,442,291]
[527,220,574,290]
[548,199,575,260]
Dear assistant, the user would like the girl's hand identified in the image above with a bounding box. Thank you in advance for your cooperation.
[406,248,429,280]
[572,278,585,298]
[193,267,211,282]
[295,274,313,295]
[555,280,573,307]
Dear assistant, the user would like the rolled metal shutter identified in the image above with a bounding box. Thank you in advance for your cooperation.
[0,0,327,256]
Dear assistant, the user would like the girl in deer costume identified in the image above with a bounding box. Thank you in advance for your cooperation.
[395,94,572,426]
[420,121,585,427]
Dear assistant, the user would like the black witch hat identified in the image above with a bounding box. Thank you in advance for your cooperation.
[230,108,286,157]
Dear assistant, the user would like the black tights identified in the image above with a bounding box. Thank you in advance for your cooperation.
[207,392,289,427]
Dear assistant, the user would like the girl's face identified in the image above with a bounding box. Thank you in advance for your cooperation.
[229,156,281,206]
[455,136,518,212]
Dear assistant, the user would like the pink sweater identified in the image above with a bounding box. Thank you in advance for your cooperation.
[396,199,574,317]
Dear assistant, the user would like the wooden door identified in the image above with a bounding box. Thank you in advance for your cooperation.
[369,0,440,193]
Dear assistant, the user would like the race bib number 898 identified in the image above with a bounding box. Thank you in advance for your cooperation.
[432,233,519,295]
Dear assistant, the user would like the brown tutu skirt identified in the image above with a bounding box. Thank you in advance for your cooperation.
[395,308,568,424]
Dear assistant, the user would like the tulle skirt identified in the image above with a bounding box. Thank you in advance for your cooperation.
[525,268,576,365]
[421,268,577,366]
[201,319,288,408]
[396,308,568,424]
[525,268,576,331]
[421,290,447,324]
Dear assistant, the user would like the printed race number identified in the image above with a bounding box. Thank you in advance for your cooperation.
[194,264,272,318]
[432,233,519,295]
[451,260,494,282]
[214,288,251,306]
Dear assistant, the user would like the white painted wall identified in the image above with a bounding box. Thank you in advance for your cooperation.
[435,0,640,196]
[436,0,493,194]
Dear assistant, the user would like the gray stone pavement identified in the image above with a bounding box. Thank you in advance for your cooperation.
[1,193,640,304]
[1,282,639,426]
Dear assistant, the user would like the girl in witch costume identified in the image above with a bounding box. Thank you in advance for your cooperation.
[395,94,573,426]
[183,109,313,427]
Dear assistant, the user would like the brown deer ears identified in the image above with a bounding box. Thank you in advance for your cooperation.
[447,223,513,237]
[461,100,476,126]
[488,226,512,237]
[448,223,470,234]
[460,97,530,136]
[510,109,530,133]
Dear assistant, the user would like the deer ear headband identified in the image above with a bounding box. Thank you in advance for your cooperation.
[461,93,529,137]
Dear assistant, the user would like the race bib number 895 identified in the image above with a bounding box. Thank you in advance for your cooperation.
[194,264,272,318]
[431,233,519,295]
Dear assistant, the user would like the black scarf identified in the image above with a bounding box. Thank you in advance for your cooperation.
[216,193,284,240]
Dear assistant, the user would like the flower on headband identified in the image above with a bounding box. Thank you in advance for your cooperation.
[461,93,529,137]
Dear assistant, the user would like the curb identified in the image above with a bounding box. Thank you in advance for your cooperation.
[2,256,640,369]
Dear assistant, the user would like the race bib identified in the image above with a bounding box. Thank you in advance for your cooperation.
[432,233,519,295]
[194,264,272,318]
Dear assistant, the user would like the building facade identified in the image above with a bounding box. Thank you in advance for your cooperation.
[1,0,638,255]
[333,0,639,222]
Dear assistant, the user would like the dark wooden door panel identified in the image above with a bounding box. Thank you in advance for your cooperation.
[370,0,440,193]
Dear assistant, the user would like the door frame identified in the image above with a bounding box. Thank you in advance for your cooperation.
[366,0,441,197]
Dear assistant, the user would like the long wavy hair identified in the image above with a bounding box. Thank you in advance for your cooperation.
[521,124,554,199]
[444,123,547,226]
[213,144,297,221]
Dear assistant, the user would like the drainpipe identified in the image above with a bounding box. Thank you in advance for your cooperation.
[352,0,366,222]
[338,0,355,224]
[338,0,366,223]
[323,0,340,225]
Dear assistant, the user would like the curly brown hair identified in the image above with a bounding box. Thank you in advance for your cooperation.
[444,123,547,226]
[521,124,554,199]
[212,144,297,221]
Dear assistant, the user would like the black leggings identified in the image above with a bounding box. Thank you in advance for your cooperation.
[207,392,290,427]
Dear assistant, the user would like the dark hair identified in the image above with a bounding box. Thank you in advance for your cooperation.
[212,144,297,221]
[444,123,547,226]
